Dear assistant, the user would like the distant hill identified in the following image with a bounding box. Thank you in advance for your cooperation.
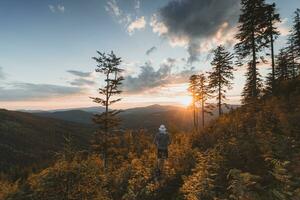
[32,104,240,131]
[20,106,105,114]
[35,110,94,125]
[0,109,94,179]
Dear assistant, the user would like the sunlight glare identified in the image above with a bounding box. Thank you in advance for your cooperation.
[179,96,192,107]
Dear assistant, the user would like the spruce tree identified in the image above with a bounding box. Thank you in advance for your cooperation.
[286,38,298,78]
[208,45,234,116]
[274,49,293,82]
[188,75,199,130]
[264,3,280,90]
[90,51,124,169]
[291,9,300,58]
[287,8,300,77]
[197,74,213,128]
[189,74,212,129]
[235,0,269,104]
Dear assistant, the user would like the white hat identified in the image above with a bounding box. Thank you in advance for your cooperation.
[159,124,167,132]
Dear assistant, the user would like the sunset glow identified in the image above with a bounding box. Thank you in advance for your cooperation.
[179,96,192,107]
[0,0,298,110]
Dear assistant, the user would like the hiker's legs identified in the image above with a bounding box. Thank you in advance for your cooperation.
[158,158,164,172]
[156,149,167,174]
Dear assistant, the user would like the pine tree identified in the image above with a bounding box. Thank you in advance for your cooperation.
[90,51,124,169]
[189,74,213,129]
[274,49,293,82]
[208,45,234,116]
[286,38,298,78]
[265,48,294,93]
[235,0,269,104]
[188,75,199,130]
[264,3,280,91]
[287,8,300,77]
[291,9,300,58]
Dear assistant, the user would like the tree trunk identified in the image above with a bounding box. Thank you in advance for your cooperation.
[218,71,222,116]
[202,99,205,128]
[104,73,109,169]
[270,14,275,91]
[251,27,257,100]
[291,44,296,79]
[193,93,196,130]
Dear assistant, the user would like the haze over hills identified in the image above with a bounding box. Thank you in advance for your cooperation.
[31,104,239,131]
[19,106,106,114]
[0,104,239,179]
[0,109,94,178]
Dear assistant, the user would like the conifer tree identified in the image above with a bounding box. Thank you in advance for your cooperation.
[287,8,300,78]
[264,3,280,90]
[199,74,214,128]
[90,51,124,169]
[291,9,300,58]
[274,49,293,81]
[189,74,212,129]
[286,38,297,78]
[188,75,199,130]
[235,0,269,104]
[208,45,234,116]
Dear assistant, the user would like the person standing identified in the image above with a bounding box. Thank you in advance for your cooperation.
[153,124,170,177]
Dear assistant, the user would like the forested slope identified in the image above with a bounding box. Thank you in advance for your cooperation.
[1,78,299,200]
[0,110,94,180]
[183,77,300,199]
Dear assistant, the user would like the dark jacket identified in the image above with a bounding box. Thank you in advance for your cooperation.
[154,132,170,150]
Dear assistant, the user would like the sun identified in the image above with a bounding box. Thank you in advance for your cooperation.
[179,96,192,107]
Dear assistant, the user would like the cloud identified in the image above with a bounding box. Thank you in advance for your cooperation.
[123,60,196,93]
[67,70,92,78]
[278,18,290,36]
[127,16,146,35]
[0,67,5,80]
[150,14,168,36]
[146,46,157,55]
[57,5,65,13]
[152,0,240,63]
[67,70,95,86]
[0,83,83,101]
[105,0,131,25]
[105,0,146,35]
[70,78,95,86]
[48,4,65,13]
[134,0,140,11]
[48,5,56,13]
[106,0,121,17]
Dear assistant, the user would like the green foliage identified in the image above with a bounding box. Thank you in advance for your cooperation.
[0,179,18,200]
[208,45,234,116]
[187,78,300,199]
[181,150,225,200]
[8,155,110,200]
[264,3,281,91]
[235,0,272,104]
[227,169,261,200]
[291,9,300,58]
[1,79,299,200]
[0,109,93,180]
[1,3,300,198]
[188,73,213,130]
[91,51,124,168]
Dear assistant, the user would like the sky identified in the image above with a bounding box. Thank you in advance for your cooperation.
[0,0,299,110]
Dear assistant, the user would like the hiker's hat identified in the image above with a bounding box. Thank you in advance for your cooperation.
[159,124,167,132]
